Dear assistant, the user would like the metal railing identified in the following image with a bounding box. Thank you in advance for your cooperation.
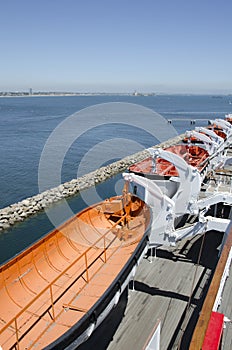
[0,213,129,349]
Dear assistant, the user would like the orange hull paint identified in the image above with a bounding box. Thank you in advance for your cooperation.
[129,144,209,177]
[0,195,150,349]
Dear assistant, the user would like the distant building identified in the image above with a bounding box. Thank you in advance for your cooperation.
[29,88,33,95]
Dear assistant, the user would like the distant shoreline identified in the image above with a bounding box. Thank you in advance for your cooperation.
[0,92,231,98]
[0,93,133,98]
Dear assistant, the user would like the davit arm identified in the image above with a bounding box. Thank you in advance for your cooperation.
[148,147,202,216]
[194,127,224,145]
[185,130,217,154]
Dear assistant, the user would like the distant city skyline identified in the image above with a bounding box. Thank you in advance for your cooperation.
[1,0,232,94]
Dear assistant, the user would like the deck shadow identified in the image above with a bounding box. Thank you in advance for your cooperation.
[132,280,195,304]
[147,230,222,269]
[166,268,215,350]
[166,232,222,349]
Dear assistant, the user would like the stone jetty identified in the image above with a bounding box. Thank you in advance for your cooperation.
[0,134,183,231]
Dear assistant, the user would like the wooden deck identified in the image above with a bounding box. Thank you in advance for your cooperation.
[189,227,232,350]
[79,232,224,350]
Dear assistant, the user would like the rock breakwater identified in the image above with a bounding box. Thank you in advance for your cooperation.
[0,134,183,231]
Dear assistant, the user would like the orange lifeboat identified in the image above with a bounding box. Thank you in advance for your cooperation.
[129,144,209,179]
[225,115,232,125]
[183,125,226,143]
[0,194,151,349]
[207,124,226,139]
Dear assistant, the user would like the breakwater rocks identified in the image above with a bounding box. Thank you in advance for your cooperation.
[0,134,183,231]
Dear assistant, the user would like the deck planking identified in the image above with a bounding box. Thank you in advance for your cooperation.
[79,233,221,350]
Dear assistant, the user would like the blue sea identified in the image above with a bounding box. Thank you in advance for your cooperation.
[0,94,232,263]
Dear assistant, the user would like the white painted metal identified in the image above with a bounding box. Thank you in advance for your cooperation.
[213,247,232,311]
[209,119,232,137]
[195,127,224,145]
[215,118,232,129]
[185,130,217,154]
[123,172,175,245]
[144,320,161,350]
[147,148,202,216]
[198,192,232,209]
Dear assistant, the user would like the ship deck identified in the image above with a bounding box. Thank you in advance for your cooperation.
[79,148,232,350]
[78,233,223,350]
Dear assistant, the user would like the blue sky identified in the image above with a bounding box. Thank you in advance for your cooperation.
[1,0,231,93]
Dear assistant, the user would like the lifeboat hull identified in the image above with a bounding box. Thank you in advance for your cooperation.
[129,145,209,198]
[0,195,151,349]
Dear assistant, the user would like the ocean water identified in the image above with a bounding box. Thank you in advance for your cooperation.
[0,94,231,263]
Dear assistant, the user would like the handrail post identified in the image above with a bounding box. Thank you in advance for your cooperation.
[50,285,55,321]
[15,317,19,350]
[104,236,107,262]
[84,253,89,282]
